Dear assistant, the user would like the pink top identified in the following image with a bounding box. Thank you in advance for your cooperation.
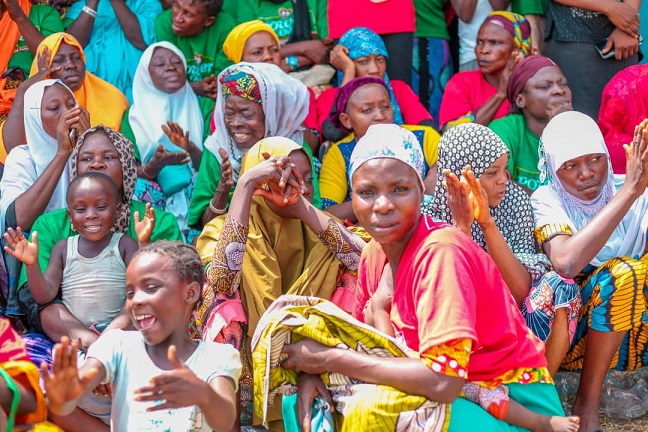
[317,79,433,132]
[438,70,509,129]
[598,64,648,174]
[327,0,416,39]
[354,215,547,382]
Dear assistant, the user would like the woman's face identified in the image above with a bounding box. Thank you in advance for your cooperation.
[478,153,509,207]
[517,66,572,121]
[351,158,423,246]
[340,84,394,140]
[267,150,314,217]
[555,153,608,201]
[224,95,266,151]
[353,54,387,79]
[50,43,86,92]
[40,83,76,139]
[475,22,515,75]
[148,47,186,94]
[76,132,124,195]
[242,31,281,67]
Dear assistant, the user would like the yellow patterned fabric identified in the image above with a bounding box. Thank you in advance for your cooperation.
[534,223,573,252]
[251,295,450,431]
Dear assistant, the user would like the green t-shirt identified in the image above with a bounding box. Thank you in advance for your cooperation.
[188,146,322,228]
[235,0,328,44]
[512,0,547,16]
[414,0,449,39]
[489,114,543,191]
[154,9,236,126]
[8,5,64,75]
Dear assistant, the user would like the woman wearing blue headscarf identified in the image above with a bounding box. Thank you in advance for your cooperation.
[317,27,434,142]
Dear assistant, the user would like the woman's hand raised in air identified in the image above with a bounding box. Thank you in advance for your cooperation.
[623,119,648,197]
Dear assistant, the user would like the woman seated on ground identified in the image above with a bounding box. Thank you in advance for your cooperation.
[195,136,369,428]
[189,62,320,231]
[439,11,531,131]
[423,123,581,376]
[531,111,648,432]
[0,0,63,128]
[490,55,572,192]
[220,20,320,154]
[598,63,648,174]
[2,32,129,153]
[120,41,203,238]
[63,0,162,101]
[277,124,570,431]
[318,26,434,143]
[320,76,439,222]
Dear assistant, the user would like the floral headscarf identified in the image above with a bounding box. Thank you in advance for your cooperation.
[219,70,262,104]
[338,27,404,124]
[71,125,137,234]
[349,124,425,190]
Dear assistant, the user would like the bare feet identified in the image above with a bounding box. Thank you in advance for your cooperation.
[534,415,580,432]
[571,398,600,432]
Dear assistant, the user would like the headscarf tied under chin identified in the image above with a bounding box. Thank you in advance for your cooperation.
[71,125,137,234]
[337,27,404,124]
[507,55,558,114]
[532,111,648,266]
[222,20,280,64]
[482,11,532,57]
[349,124,425,190]
[329,76,390,132]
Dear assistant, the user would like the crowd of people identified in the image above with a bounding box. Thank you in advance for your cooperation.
[0,0,647,431]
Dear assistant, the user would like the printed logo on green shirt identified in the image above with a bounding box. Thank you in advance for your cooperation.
[187,54,215,82]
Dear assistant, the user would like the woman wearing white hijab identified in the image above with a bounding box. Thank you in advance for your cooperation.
[531,111,648,432]
[123,41,204,237]
[0,79,89,233]
[188,62,316,230]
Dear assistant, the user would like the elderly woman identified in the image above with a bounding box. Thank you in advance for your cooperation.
[320,76,439,221]
[63,0,161,101]
[196,137,368,427]
[273,124,565,430]
[220,20,320,152]
[439,12,531,131]
[189,62,319,230]
[531,111,648,432]
[423,123,581,376]
[489,55,572,191]
[120,41,203,237]
[2,33,129,153]
[318,26,433,142]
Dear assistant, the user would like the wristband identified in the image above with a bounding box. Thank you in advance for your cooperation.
[209,199,227,215]
[82,5,97,17]
[0,368,20,432]
[286,55,299,72]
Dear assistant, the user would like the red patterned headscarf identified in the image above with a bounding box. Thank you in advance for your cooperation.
[219,69,262,104]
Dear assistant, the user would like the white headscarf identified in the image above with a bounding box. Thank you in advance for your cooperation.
[532,111,648,266]
[0,79,75,232]
[129,41,203,164]
[206,62,309,182]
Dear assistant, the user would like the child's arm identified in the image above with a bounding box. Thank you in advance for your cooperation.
[118,234,139,267]
[42,337,106,416]
[4,228,64,305]
[133,203,156,247]
[371,292,396,337]
[134,346,237,431]
[103,306,135,333]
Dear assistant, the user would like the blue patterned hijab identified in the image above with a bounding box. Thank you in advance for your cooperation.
[338,27,404,125]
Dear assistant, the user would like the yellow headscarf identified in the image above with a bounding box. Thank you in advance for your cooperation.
[197,137,341,336]
[29,33,129,132]
[222,20,280,64]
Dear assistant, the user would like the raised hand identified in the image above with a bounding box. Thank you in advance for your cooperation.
[56,105,85,155]
[134,203,156,244]
[3,0,26,22]
[623,119,648,195]
[251,153,306,208]
[26,47,61,85]
[445,170,474,236]
[462,166,492,226]
[217,148,235,193]
[3,227,38,266]
[329,44,355,77]
[498,50,523,95]
[42,337,100,415]
[144,145,190,178]
[162,121,190,150]
[134,345,206,411]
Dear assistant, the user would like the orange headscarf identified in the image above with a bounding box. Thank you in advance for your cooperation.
[29,33,129,131]
[0,0,31,114]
